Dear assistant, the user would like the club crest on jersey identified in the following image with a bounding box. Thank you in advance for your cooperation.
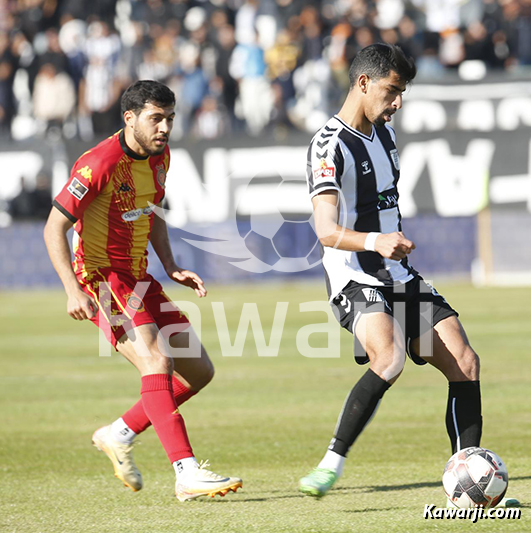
[125,293,145,312]
[67,178,89,200]
[390,149,400,171]
[156,164,166,187]
[313,158,335,180]
[361,161,372,175]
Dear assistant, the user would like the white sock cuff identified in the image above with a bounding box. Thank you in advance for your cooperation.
[173,456,198,477]
[110,417,137,444]
[318,449,345,477]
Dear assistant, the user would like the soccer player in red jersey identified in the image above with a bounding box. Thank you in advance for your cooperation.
[44,80,242,501]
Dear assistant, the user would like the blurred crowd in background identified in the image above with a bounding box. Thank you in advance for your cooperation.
[1,0,530,147]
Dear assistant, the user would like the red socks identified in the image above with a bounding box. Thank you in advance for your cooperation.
[140,374,193,462]
[123,376,197,434]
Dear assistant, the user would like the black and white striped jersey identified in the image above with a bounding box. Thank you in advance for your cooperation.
[306,115,416,300]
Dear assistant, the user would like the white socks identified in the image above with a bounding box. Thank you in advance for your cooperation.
[110,418,137,445]
[318,450,345,477]
[173,456,198,479]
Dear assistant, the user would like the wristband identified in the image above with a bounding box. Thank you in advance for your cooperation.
[364,232,381,252]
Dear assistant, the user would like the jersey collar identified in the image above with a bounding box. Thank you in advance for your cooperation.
[119,129,150,160]
[334,115,375,142]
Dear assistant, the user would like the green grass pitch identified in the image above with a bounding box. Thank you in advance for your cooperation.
[1,282,530,532]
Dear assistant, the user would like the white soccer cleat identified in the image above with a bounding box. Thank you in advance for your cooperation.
[92,425,143,492]
[175,460,242,502]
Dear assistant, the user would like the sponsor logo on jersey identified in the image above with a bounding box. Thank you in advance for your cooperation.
[118,182,132,193]
[156,163,166,187]
[67,178,89,200]
[361,288,385,303]
[361,160,372,175]
[121,205,156,221]
[76,165,93,182]
[314,158,335,179]
[122,208,143,221]
[377,192,399,210]
[390,149,400,171]
[125,293,145,312]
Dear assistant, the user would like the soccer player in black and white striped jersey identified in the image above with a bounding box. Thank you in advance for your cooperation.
[299,44,484,499]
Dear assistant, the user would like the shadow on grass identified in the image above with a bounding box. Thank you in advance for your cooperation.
[342,507,403,514]
[354,474,531,494]
[358,480,441,492]
[206,493,303,503]
[198,475,531,505]
[511,475,531,482]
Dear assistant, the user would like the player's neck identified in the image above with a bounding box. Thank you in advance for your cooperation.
[123,127,149,158]
[337,98,372,137]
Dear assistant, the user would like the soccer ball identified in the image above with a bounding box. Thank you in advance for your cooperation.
[236,177,321,273]
[443,447,508,509]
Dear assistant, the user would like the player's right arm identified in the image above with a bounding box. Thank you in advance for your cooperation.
[44,208,98,320]
[312,191,415,260]
[43,152,107,320]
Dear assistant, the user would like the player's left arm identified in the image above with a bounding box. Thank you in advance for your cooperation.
[150,205,207,298]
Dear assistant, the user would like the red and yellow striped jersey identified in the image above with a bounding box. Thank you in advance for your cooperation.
[53,130,169,280]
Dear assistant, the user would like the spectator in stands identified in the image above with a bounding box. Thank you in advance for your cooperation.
[0,30,16,138]
[179,42,210,132]
[79,20,123,137]
[192,94,227,139]
[464,20,497,67]
[213,23,238,128]
[266,29,299,132]
[2,0,530,139]
[8,173,52,220]
[58,16,87,91]
[33,62,76,134]
[229,29,272,135]
[37,28,68,74]
[299,6,323,63]
[8,177,32,219]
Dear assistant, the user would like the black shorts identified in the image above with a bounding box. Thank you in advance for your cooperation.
[331,275,458,366]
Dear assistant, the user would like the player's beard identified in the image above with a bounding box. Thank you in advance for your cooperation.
[373,109,395,128]
[133,127,166,156]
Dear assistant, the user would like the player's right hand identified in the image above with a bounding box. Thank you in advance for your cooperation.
[67,290,98,320]
[374,232,415,261]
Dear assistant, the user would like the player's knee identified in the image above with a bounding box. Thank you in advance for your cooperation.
[370,349,406,384]
[143,348,173,375]
[460,346,480,380]
[384,355,406,384]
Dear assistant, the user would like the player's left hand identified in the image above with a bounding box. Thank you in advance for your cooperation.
[168,268,207,298]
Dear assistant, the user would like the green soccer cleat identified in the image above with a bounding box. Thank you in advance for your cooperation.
[497,497,520,508]
[299,468,338,498]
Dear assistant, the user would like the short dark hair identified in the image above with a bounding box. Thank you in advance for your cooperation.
[121,80,176,115]
[348,43,416,88]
